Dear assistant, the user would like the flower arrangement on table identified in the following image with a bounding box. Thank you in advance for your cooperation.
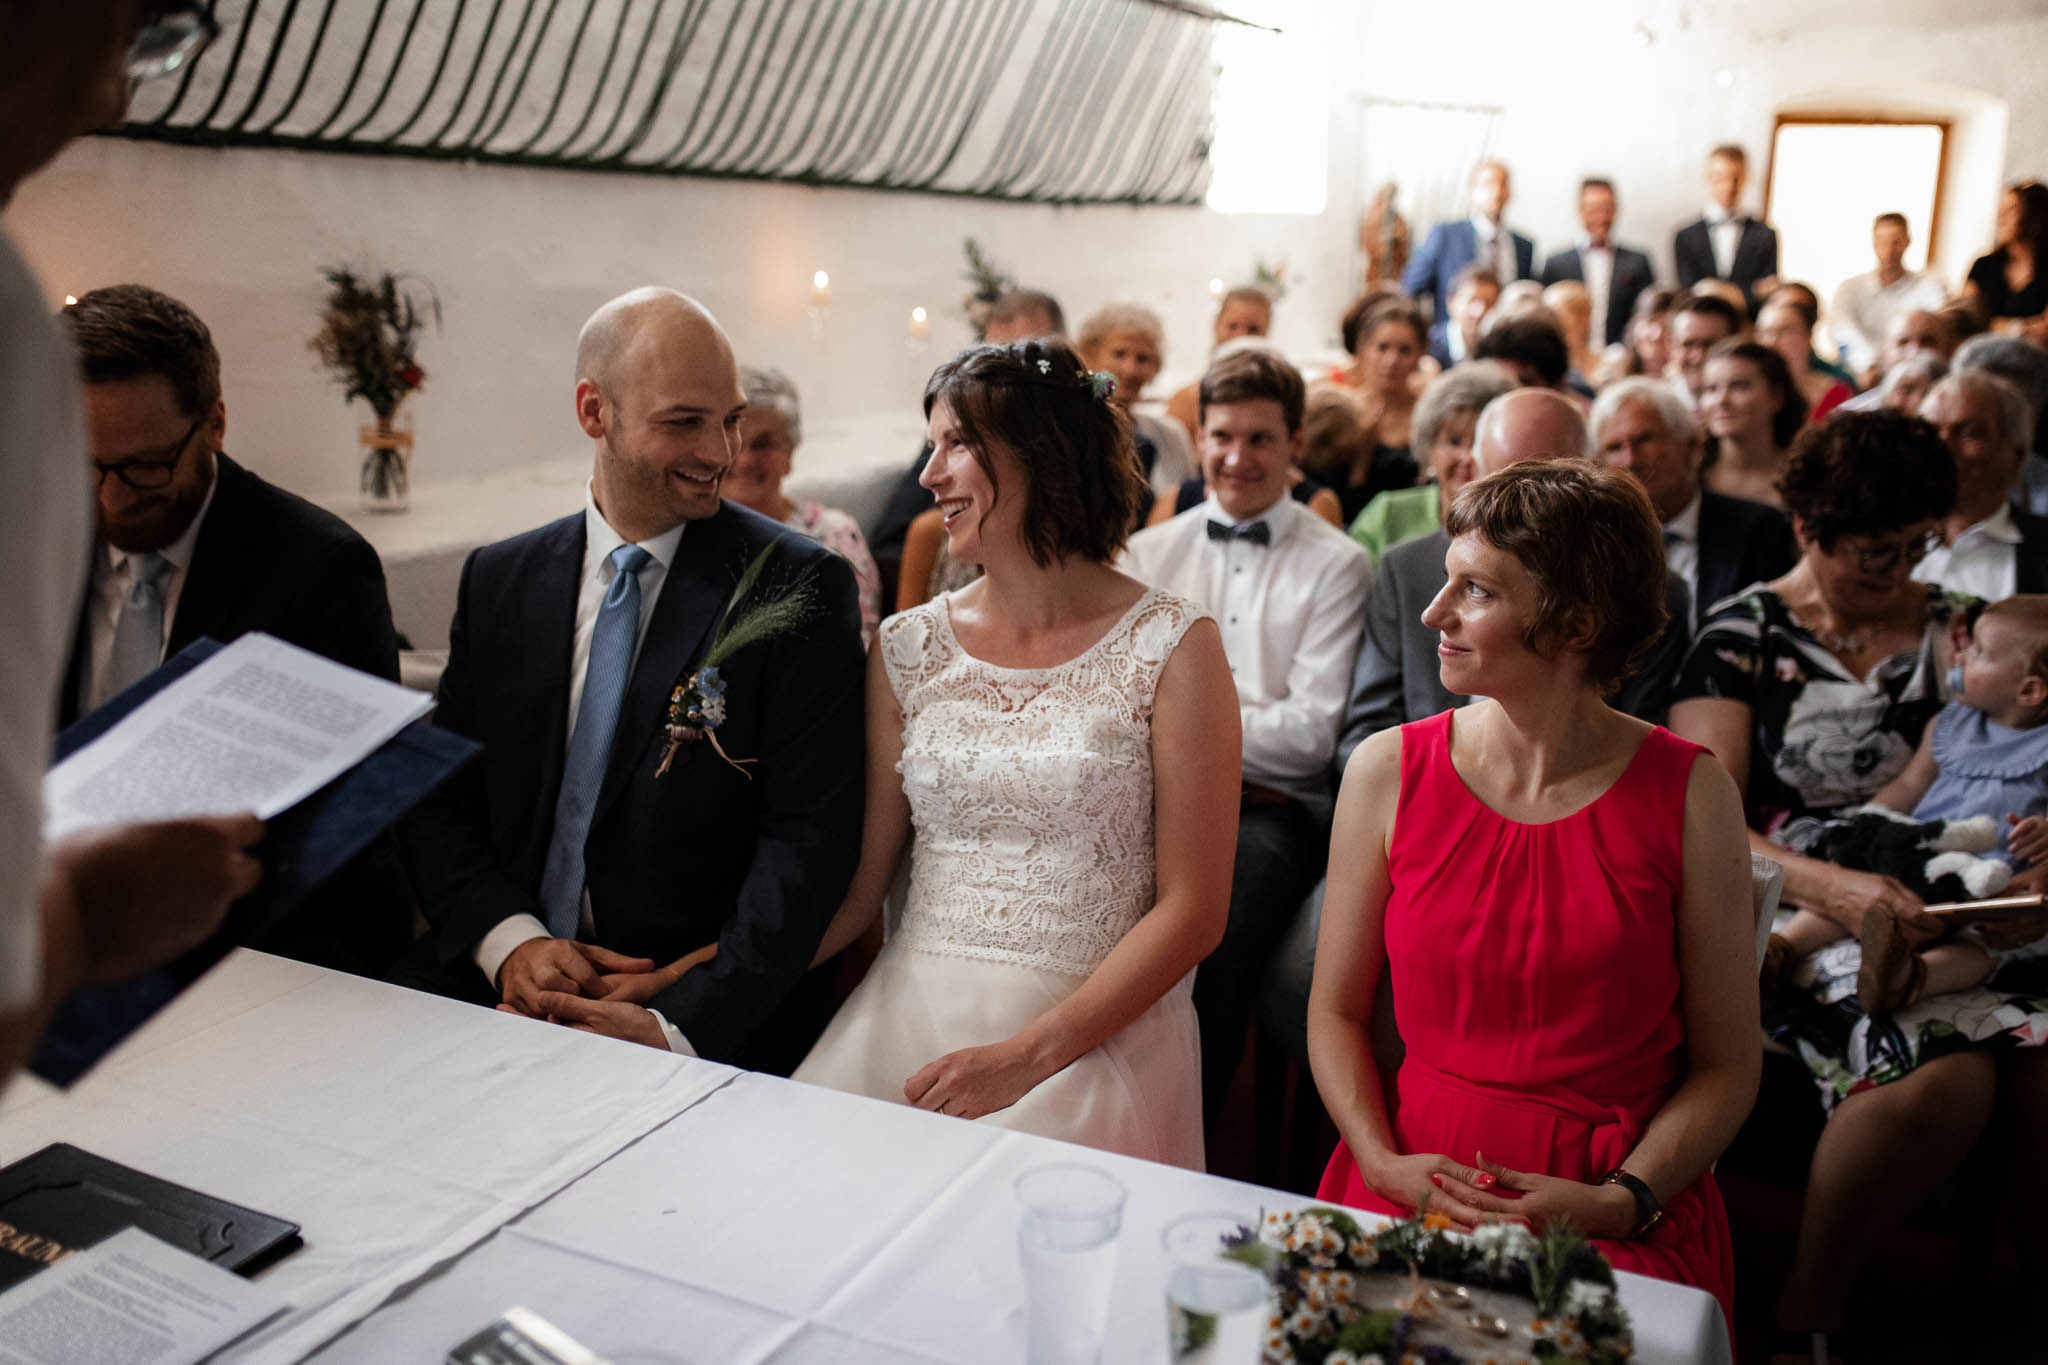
[1230,1207,1632,1365]
[657,542,818,777]
[309,265,437,503]
[961,237,1012,340]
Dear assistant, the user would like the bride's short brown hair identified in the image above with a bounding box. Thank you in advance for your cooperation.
[923,339,1146,567]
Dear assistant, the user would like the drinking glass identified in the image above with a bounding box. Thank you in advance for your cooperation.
[1014,1164,1125,1365]
[1162,1210,1272,1364]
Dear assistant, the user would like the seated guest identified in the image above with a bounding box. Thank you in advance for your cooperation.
[1349,361,1515,565]
[1756,292,1852,423]
[1122,345,1373,1126]
[1404,160,1533,331]
[1766,281,1858,391]
[867,288,1065,575]
[1963,181,2048,342]
[1873,351,1948,416]
[1662,412,2048,1356]
[1492,278,1546,318]
[398,288,865,1073]
[1167,285,1272,444]
[1311,459,1757,1330]
[59,285,410,976]
[1914,371,2048,598]
[1669,295,1747,414]
[1323,294,1428,521]
[1337,390,1694,768]
[1429,264,1500,368]
[1592,284,1680,388]
[894,505,980,612]
[1831,213,1948,384]
[1540,280,1598,392]
[730,365,881,648]
[1540,177,1656,350]
[1592,377,1797,628]
[1472,310,1577,403]
[1152,340,1344,530]
[1836,308,1957,413]
[1077,302,1196,493]
[1953,333,2048,515]
[1700,338,1806,508]
[1674,144,1779,312]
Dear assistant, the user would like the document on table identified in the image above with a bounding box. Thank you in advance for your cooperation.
[43,633,432,840]
[0,1227,284,1365]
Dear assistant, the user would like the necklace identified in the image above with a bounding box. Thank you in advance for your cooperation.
[1784,602,1874,655]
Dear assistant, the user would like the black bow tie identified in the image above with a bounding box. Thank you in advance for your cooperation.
[1207,519,1270,547]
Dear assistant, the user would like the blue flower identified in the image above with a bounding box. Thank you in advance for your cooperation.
[696,666,726,699]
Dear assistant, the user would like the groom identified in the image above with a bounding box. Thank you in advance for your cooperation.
[398,288,865,1071]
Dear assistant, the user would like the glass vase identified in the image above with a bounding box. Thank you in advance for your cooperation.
[358,405,413,512]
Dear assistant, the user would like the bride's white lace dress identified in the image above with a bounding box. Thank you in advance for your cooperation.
[793,586,1210,1169]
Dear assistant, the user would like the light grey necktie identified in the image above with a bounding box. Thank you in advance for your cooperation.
[105,551,170,698]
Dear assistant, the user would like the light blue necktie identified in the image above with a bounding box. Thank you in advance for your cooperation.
[105,551,171,699]
[538,543,652,938]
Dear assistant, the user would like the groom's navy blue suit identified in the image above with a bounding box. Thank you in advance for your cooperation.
[401,499,865,1069]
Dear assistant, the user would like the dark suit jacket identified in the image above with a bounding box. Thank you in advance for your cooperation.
[1334,529,1693,773]
[1539,244,1656,347]
[60,452,409,975]
[1692,491,1797,621]
[2011,506,2048,594]
[1673,217,1779,311]
[402,501,865,1068]
[1402,220,1536,327]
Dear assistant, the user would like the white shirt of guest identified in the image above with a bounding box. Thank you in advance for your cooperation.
[1704,206,1743,279]
[1662,491,1704,628]
[1120,494,1372,806]
[1914,504,2023,603]
[1581,239,1616,346]
[1829,269,1947,375]
[80,476,218,715]
[0,227,93,1012]
[1472,215,1515,282]
[473,485,694,1051]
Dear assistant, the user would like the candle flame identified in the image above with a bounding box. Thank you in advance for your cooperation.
[813,270,830,290]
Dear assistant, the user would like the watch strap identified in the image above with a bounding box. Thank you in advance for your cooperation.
[1600,1167,1663,1238]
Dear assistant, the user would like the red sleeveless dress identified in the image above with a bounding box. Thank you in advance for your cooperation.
[1318,710,1736,1328]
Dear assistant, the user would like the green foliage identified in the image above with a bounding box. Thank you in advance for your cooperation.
[310,266,437,419]
[701,544,819,670]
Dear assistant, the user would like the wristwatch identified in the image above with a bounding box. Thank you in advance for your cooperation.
[1599,1168,1663,1239]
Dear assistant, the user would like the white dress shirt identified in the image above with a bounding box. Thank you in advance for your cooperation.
[1704,206,1742,279]
[1914,504,2023,602]
[1121,495,1372,808]
[1581,240,1616,346]
[79,476,218,715]
[1828,269,1948,375]
[1662,491,1704,628]
[473,486,694,1052]
[1472,215,1515,282]
[0,228,93,1011]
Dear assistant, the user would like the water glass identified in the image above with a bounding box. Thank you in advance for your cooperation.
[1162,1211,1272,1364]
[1014,1164,1125,1365]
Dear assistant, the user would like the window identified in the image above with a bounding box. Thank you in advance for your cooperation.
[1766,117,1947,312]
[1204,0,1330,216]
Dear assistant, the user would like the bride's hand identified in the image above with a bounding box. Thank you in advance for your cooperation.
[905,1040,1046,1120]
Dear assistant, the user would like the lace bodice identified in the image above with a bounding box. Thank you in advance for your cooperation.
[880,587,1211,975]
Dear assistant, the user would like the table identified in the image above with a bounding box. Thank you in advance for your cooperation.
[0,953,1732,1364]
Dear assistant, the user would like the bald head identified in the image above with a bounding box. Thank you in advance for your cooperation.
[576,287,731,393]
[1473,388,1591,476]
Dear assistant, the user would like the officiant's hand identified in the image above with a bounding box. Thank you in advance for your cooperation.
[46,814,264,988]
[1430,1151,1638,1241]
[904,1040,1045,1120]
[499,939,655,1016]
[528,992,669,1051]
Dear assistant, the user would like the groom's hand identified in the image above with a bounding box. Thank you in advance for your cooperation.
[499,939,656,1016]
[532,992,670,1050]
[595,942,721,1004]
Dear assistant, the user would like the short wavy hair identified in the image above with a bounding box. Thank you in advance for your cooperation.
[1474,312,1570,387]
[1412,362,1515,458]
[1075,302,1165,360]
[739,364,802,447]
[61,284,222,417]
[923,339,1143,567]
[1777,409,1956,548]
[1340,292,1427,358]
[1199,342,1306,434]
[1443,460,1669,692]
[1707,338,1807,446]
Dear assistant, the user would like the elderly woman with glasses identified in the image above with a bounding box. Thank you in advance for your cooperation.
[1663,411,2048,1358]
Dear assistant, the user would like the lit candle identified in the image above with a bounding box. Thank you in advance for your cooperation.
[811,270,831,309]
[908,306,929,339]
[1208,278,1225,298]
[63,295,77,306]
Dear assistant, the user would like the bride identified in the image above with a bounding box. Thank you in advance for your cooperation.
[793,339,1238,1169]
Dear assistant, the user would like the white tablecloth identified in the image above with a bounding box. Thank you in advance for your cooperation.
[0,953,1731,1365]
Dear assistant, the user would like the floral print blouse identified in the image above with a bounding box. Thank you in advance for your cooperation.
[787,501,880,651]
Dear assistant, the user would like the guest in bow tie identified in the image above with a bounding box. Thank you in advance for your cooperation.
[397,288,864,1073]
[1122,345,1373,1127]
[1673,144,1780,314]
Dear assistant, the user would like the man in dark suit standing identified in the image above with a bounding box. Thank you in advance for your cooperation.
[1403,161,1534,332]
[400,288,864,1072]
[1591,377,1797,625]
[1540,178,1656,350]
[58,285,408,973]
[1673,145,1780,313]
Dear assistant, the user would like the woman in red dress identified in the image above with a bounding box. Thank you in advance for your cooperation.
[1309,457,1761,1329]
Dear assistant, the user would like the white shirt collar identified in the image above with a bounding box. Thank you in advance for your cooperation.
[583,480,686,571]
[1469,214,1502,240]
[1956,502,2024,548]
[1580,236,1612,254]
[105,464,218,577]
[1704,205,1741,226]
[1199,490,1295,545]
[1664,490,1704,543]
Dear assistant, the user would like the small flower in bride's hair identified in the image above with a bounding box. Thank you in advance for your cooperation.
[1036,358,1051,374]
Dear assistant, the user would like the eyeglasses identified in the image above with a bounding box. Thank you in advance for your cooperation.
[127,4,219,82]
[1836,530,1941,574]
[95,416,203,491]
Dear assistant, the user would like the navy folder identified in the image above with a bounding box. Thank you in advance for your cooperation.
[30,639,478,1085]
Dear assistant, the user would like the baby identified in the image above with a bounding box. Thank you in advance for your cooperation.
[1769,595,2048,1012]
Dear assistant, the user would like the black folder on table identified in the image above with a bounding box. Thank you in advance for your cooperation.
[0,1142,299,1291]
[30,638,479,1086]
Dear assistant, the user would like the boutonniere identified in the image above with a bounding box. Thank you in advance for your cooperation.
[656,542,817,778]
